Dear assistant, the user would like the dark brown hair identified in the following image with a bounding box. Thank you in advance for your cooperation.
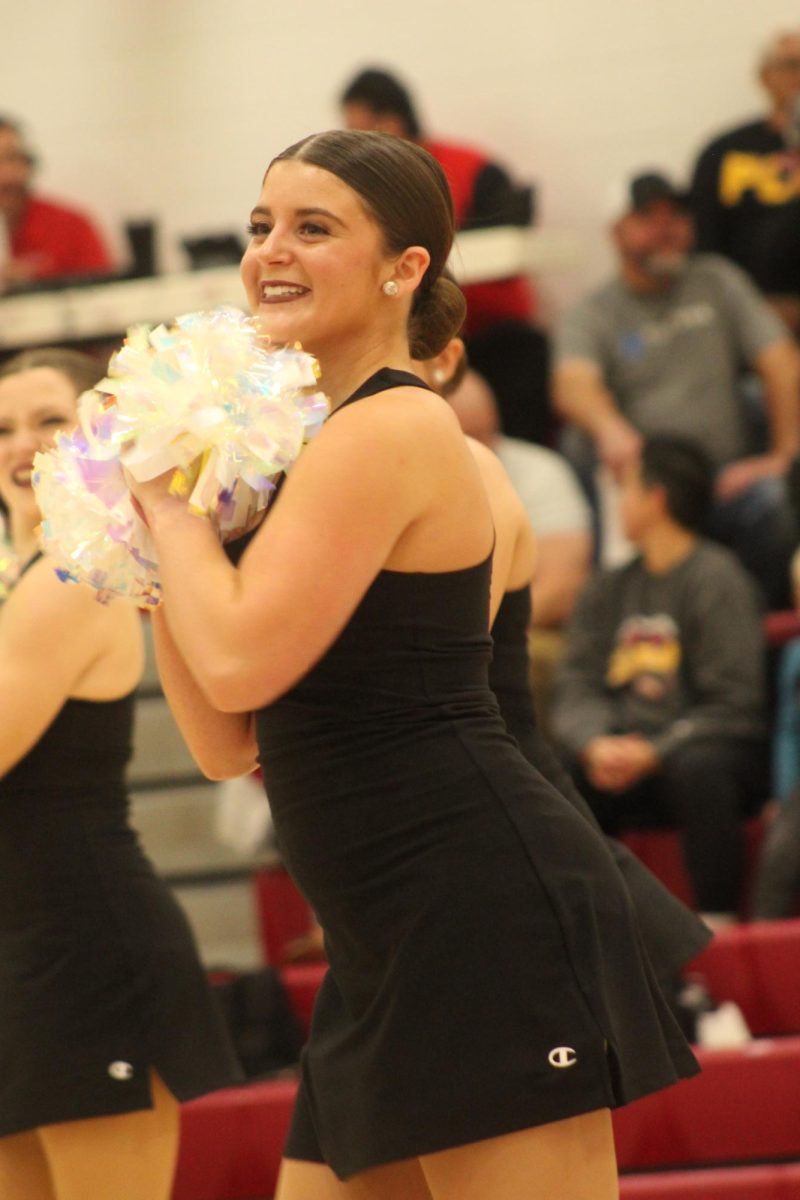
[640,434,714,532]
[0,347,107,397]
[339,68,422,139]
[269,130,466,358]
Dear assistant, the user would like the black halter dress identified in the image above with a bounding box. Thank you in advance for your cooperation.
[250,370,698,1179]
[0,557,242,1137]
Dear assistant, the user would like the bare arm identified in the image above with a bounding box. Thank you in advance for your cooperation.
[531,530,592,628]
[553,359,642,476]
[150,609,257,781]
[465,437,537,617]
[755,339,800,461]
[718,339,800,500]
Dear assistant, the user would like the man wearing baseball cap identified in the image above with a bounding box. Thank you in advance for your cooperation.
[554,169,800,608]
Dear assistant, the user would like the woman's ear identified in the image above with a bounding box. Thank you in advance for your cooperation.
[392,245,431,293]
[437,337,465,384]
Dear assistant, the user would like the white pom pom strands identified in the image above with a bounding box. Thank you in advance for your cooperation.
[33,307,329,608]
[34,391,162,607]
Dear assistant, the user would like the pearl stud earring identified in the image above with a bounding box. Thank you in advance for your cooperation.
[382,280,399,296]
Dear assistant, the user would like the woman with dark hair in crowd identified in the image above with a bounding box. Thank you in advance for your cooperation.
[0,348,241,1200]
[132,129,697,1200]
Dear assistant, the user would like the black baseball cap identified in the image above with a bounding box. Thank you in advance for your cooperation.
[606,172,691,220]
[627,172,691,213]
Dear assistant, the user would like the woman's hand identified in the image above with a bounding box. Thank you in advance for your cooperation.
[123,465,187,527]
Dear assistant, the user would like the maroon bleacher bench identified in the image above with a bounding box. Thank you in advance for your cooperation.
[614,1036,800,1171]
[687,918,800,1036]
[620,1161,800,1199]
[172,1078,297,1200]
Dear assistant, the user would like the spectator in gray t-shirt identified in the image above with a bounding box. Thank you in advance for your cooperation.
[554,171,800,607]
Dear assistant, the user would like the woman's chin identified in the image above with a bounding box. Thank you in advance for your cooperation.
[254,307,307,346]
[4,493,38,525]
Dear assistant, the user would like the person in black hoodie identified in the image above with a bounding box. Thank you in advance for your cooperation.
[691,28,800,333]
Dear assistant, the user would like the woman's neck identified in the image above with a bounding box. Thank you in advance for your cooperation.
[315,332,417,411]
[8,509,40,566]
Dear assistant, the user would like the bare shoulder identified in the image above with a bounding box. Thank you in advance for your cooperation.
[465,437,514,488]
[4,556,99,626]
[464,437,537,589]
[465,437,530,519]
[320,384,463,453]
[281,383,472,512]
[3,556,139,645]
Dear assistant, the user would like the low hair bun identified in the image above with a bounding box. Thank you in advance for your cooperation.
[408,274,466,360]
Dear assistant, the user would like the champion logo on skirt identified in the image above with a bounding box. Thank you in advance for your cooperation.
[548,1046,577,1069]
[107,1061,134,1081]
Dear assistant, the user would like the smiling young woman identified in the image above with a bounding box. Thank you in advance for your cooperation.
[132,130,698,1200]
[0,348,242,1200]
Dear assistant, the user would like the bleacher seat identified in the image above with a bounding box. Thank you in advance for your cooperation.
[614,1037,800,1171]
[280,962,326,1035]
[620,1161,800,1199]
[253,867,314,965]
[687,918,800,1036]
[172,1079,297,1200]
[764,610,800,649]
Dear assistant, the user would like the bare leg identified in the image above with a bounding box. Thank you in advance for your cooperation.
[0,1129,56,1200]
[38,1070,180,1200]
[276,1155,433,1200]
[420,1109,618,1200]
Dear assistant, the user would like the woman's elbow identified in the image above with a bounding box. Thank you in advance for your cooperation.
[199,757,257,783]
[192,739,258,781]
[201,662,282,715]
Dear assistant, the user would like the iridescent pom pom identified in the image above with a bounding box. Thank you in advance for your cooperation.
[33,307,329,607]
[34,392,162,607]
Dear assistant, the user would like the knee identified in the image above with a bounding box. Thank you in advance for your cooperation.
[662,740,731,783]
[662,742,743,815]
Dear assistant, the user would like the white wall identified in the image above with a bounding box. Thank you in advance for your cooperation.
[4,0,800,319]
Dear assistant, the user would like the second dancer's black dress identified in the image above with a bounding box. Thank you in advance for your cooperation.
[0,574,243,1137]
[490,583,711,980]
[251,369,698,1180]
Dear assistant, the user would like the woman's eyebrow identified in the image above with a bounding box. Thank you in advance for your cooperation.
[250,205,346,226]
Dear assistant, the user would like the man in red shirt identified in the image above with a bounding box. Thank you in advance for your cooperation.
[0,117,112,291]
[339,69,550,444]
[340,68,534,335]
